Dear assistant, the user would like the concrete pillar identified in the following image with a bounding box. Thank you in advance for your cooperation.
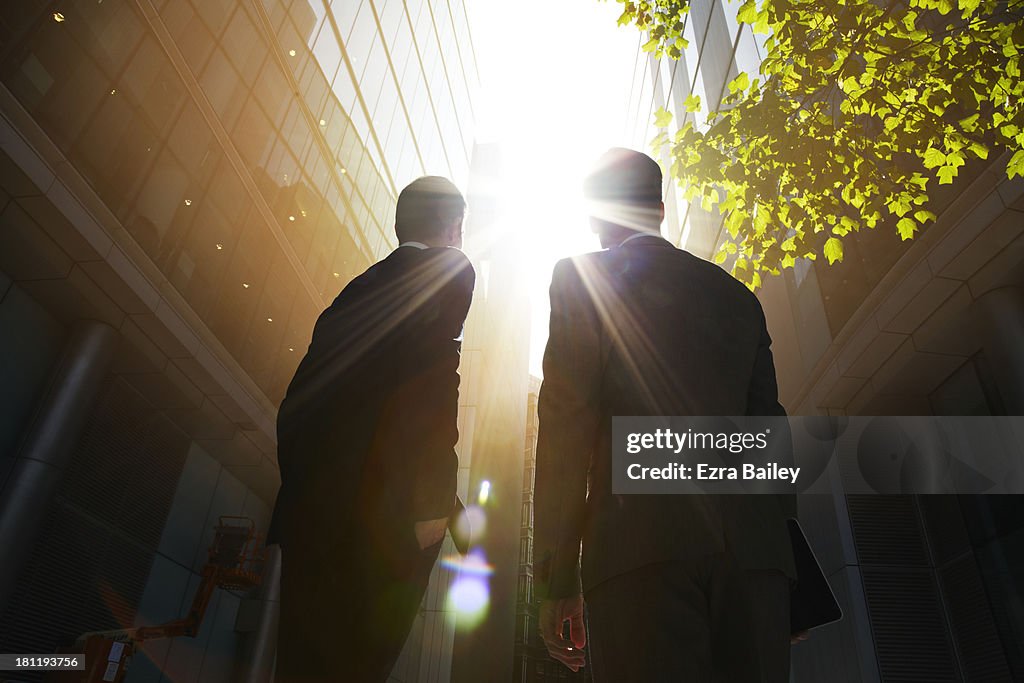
[235,544,282,683]
[0,320,117,613]
[972,286,1024,414]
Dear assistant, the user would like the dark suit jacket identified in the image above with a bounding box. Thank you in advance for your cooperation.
[533,235,796,600]
[267,246,474,559]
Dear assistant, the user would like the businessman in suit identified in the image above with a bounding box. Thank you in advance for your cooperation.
[534,149,797,681]
[267,176,474,682]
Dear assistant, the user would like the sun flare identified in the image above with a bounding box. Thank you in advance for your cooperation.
[467,0,640,374]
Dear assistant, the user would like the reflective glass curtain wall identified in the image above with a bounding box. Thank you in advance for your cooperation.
[625,0,766,258]
[0,0,478,407]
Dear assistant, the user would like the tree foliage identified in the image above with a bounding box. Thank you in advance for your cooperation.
[612,0,1024,288]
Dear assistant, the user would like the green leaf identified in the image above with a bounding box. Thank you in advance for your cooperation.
[753,9,770,34]
[958,113,980,130]
[600,0,1021,290]
[923,147,946,169]
[736,0,758,24]
[728,72,750,94]
[753,207,769,235]
[897,217,918,240]
[701,188,720,211]
[824,237,843,265]
[958,0,981,15]
[1007,150,1024,180]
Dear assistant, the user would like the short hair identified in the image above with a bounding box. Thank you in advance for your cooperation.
[394,176,466,243]
[583,148,663,205]
[583,148,664,233]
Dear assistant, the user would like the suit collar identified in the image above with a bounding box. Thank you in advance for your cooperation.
[617,232,673,249]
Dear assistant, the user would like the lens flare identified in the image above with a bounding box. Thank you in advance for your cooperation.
[445,548,493,629]
[451,503,487,542]
[478,480,491,505]
[439,553,495,576]
[448,576,489,614]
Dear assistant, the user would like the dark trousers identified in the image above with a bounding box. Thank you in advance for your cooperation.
[585,554,791,682]
[275,535,442,683]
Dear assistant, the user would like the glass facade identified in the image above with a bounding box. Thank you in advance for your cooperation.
[625,0,767,257]
[0,1,480,680]
[0,0,478,407]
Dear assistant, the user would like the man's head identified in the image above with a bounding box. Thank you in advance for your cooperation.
[395,176,466,248]
[583,148,665,248]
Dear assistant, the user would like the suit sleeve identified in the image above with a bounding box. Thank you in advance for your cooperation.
[534,258,603,600]
[746,303,798,520]
[407,251,475,521]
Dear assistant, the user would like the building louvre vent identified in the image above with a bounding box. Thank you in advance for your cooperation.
[848,495,959,680]
[938,555,1013,681]
[861,567,958,681]
[0,377,188,680]
[847,495,930,566]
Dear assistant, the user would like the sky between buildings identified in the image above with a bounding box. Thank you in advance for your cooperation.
[465,0,642,375]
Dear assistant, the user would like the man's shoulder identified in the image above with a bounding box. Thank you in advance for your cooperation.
[405,246,475,279]
[649,247,760,307]
[563,246,761,311]
[551,250,606,280]
[552,247,758,302]
[688,252,758,297]
[556,245,726,278]
[426,245,474,268]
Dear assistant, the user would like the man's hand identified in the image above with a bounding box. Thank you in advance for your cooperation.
[791,630,810,645]
[414,517,448,549]
[539,595,587,672]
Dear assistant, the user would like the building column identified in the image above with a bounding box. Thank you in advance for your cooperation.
[0,320,117,613]
[234,544,282,683]
[972,286,1024,414]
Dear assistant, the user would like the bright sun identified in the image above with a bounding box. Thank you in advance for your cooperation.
[467,0,641,375]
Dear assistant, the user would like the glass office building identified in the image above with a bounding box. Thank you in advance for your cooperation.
[627,1,1024,679]
[624,0,766,258]
[0,1,478,680]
